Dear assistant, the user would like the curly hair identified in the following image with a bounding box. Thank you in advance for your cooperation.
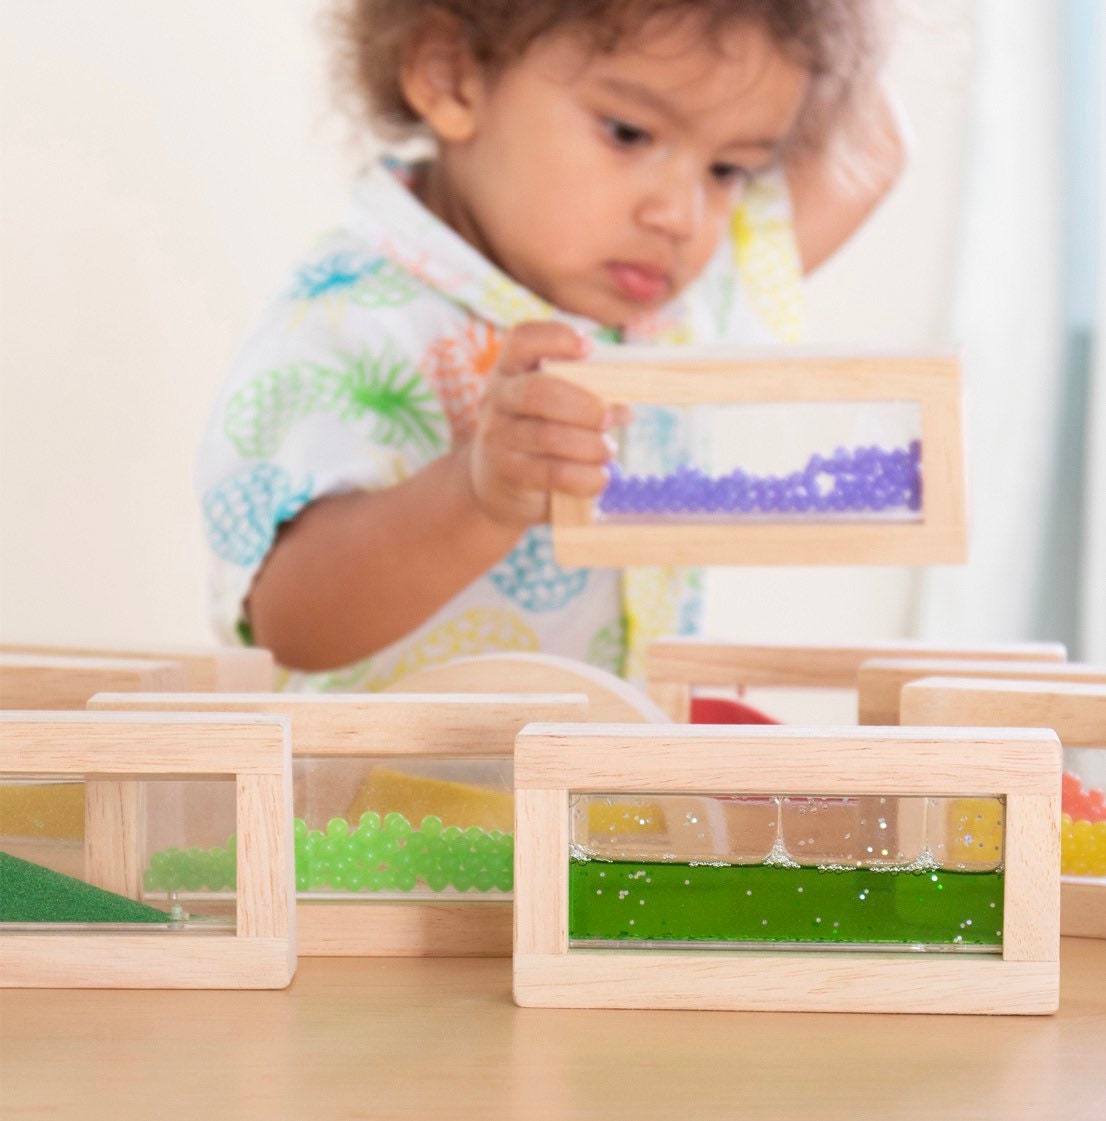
[328,0,894,161]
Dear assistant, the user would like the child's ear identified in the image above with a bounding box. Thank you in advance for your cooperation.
[400,13,485,144]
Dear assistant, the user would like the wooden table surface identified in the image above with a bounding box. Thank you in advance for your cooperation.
[2,939,1104,1121]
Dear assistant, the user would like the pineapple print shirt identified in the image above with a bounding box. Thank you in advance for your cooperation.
[196,158,802,690]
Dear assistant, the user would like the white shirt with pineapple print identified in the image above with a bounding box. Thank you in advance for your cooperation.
[196,157,802,690]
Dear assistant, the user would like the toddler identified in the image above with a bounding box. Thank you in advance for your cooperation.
[197,0,903,689]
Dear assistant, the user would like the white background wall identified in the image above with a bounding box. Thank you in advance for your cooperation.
[1,0,975,651]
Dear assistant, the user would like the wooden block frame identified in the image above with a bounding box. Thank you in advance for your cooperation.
[89,692,588,957]
[546,352,966,567]
[513,723,1060,1014]
[0,653,189,710]
[859,659,1106,726]
[2,643,273,692]
[901,676,1106,941]
[645,639,1066,722]
[0,711,295,989]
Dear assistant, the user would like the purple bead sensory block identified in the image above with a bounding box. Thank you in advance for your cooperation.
[599,442,922,517]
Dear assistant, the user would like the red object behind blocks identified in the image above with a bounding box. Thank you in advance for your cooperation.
[689,696,779,725]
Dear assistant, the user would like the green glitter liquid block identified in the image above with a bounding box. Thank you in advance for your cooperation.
[568,858,1004,948]
[1,851,172,924]
[144,813,515,896]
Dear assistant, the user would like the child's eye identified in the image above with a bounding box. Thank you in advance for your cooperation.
[602,117,651,149]
[709,162,751,188]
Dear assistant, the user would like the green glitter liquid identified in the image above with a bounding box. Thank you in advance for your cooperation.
[568,858,1004,948]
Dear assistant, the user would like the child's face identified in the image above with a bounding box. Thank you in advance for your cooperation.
[433,15,809,329]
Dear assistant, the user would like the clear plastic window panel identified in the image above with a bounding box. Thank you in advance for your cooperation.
[569,793,1005,951]
[0,775,237,931]
[600,402,923,523]
[1062,747,1106,881]
[292,757,514,899]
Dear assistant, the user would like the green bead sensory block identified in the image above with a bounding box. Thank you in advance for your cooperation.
[144,812,515,896]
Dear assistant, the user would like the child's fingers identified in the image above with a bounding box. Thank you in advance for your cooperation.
[492,371,608,429]
[497,321,591,376]
[497,449,611,498]
[499,417,617,466]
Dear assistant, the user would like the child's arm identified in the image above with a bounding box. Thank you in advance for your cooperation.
[248,322,616,671]
[786,85,907,274]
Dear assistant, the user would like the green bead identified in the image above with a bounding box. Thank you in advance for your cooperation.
[384,812,412,836]
[341,866,366,893]
[441,825,463,844]
[419,815,443,838]
[143,868,161,892]
[426,868,449,892]
[376,835,399,859]
[494,869,513,893]
[358,810,382,832]
[364,871,385,892]
[293,818,308,841]
[326,817,350,839]
[452,873,472,893]
[320,838,341,861]
[296,870,310,892]
[393,868,417,892]
[472,869,494,893]
[306,829,325,854]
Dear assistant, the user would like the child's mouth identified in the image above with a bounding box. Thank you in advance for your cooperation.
[606,262,672,304]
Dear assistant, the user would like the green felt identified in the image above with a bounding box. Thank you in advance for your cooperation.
[0,850,171,924]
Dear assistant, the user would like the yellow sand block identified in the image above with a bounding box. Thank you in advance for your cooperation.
[347,767,514,832]
[943,798,1004,869]
[0,783,84,841]
[586,799,667,837]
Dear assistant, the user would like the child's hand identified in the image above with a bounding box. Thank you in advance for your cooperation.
[466,321,622,528]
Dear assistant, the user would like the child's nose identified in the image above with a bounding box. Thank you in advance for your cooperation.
[636,165,705,242]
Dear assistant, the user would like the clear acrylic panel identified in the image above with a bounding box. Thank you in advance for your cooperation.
[569,792,1005,951]
[1,774,237,931]
[1062,746,1106,882]
[292,756,514,899]
[599,401,923,524]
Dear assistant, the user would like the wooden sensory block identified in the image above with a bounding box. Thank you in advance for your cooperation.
[0,711,295,989]
[901,676,1106,940]
[645,638,1066,722]
[513,723,1060,1015]
[1,642,273,692]
[858,659,1106,726]
[546,351,966,567]
[385,652,669,723]
[0,653,188,710]
[89,692,588,957]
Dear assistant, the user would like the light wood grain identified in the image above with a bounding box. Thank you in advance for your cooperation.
[514,789,568,958]
[1,711,291,775]
[89,691,591,754]
[1,712,295,989]
[545,352,966,567]
[297,901,512,956]
[1002,795,1061,961]
[1061,880,1106,939]
[3,642,273,691]
[900,676,1105,940]
[0,653,187,709]
[513,724,1061,795]
[859,659,1106,725]
[87,692,588,958]
[900,678,1106,746]
[648,639,1066,690]
[513,723,1060,1014]
[514,955,1058,1015]
[0,945,1101,1120]
[83,779,145,898]
[383,653,670,723]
